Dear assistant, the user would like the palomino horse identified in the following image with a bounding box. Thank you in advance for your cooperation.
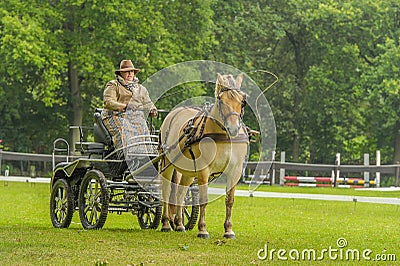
[158,73,249,238]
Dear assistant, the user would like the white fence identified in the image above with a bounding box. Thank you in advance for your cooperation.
[2,149,400,187]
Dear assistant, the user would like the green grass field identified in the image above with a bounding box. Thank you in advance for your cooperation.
[0,182,399,265]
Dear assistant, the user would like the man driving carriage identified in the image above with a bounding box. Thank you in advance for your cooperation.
[101,59,158,164]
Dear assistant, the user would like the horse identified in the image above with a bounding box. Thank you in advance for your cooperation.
[158,73,249,238]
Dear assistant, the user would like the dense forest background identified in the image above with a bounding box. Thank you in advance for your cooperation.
[0,0,399,164]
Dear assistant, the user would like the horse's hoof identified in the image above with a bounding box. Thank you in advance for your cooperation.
[161,227,172,232]
[223,233,236,239]
[175,226,186,232]
[197,232,210,239]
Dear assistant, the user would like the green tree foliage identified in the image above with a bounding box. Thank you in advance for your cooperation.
[0,0,214,153]
[303,0,400,163]
[209,0,400,163]
[0,1,68,152]
[0,0,399,165]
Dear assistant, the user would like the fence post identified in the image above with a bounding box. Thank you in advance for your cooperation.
[364,153,370,188]
[271,151,276,185]
[279,151,285,186]
[0,149,2,176]
[333,153,340,187]
[376,150,380,188]
[395,165,400,187]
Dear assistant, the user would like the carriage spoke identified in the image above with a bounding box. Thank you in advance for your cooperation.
[147,214,153,224]
[183,207,191,224]
[95,190,102,199]
[57,189,63,200]
[146,211,153,222]
[94,182,100,195]
[89,206,95,224]
[56,209,64,221]
[61,197,68,205]
[84,203,91,214]
[149,208,156,215]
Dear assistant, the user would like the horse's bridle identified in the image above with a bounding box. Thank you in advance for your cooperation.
[216,90,248,127]
[179,89,247,147]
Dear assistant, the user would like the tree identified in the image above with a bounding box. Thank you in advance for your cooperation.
[304,0,400,163]
[0,0,68,152]
[0,0,215,153]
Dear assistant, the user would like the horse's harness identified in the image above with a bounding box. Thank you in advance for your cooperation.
[159,89,250,174]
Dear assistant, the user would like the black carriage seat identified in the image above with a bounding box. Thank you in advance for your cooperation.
[93,108,113,148]
[75,109,113,156]
[75,139,105,155]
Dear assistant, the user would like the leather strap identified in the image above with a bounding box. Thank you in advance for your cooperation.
[201,133,249,143]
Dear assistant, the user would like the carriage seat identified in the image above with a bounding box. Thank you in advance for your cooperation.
[76,141,105,154]
[75,109,113,155]
[93,108,113,148]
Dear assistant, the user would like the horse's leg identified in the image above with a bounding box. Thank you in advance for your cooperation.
[197,170,210,238]
[168,170,182,224]
[224,171,241,239]
[161,164,174,232]
[224,185,236,239]
[174,175,194,232]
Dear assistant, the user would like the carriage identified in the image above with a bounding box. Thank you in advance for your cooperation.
[49,108,199,230]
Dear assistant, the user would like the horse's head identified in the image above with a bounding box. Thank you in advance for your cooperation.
[215,73,247,137]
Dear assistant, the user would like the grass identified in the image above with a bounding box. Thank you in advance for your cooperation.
[235,184,400,198]
[1,181,399,265]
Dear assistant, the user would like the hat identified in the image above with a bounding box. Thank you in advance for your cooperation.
[114,60,140,75]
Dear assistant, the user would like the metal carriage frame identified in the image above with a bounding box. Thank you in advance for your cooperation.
[49,109,199,231]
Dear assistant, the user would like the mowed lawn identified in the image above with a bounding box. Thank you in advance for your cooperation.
[0,181,399,265]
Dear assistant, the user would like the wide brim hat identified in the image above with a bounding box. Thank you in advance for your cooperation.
[115,59,140,75]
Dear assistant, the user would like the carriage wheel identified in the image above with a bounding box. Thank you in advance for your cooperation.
[50,179,74,228]
[170,184,199,231]
[137,194,162,229]
[78,170,109,229]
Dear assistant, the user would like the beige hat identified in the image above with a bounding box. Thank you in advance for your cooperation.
[114,60,140,75]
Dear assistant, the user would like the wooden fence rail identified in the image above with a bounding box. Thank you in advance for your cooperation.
[2,149,400,186]
[244,161,400,187]
[0,150,78,177]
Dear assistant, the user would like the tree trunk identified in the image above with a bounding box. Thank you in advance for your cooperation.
[286,29,308,162]
[292,84,300,161]
[394,120,400,163]
[68,61,83,155]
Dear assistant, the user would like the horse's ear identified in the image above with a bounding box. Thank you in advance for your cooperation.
[216,73,224,97]
[236,74,243,89]
[217,73,224,85]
